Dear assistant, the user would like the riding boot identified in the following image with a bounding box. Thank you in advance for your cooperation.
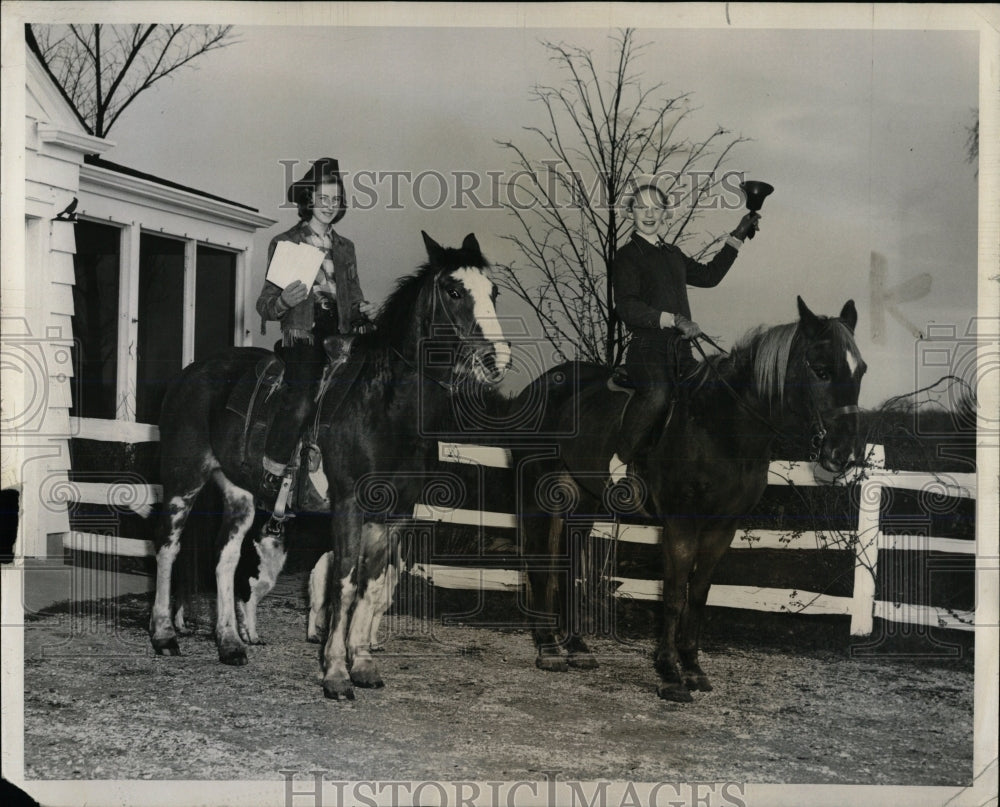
[260,337,325,511]
[260,450,297,516]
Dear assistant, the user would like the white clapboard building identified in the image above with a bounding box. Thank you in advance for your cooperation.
[2,45,274,572]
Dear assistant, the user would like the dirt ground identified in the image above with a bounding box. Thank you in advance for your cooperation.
[19,572,974,786]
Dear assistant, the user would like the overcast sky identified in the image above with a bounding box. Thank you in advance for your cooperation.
[34,11,987,407]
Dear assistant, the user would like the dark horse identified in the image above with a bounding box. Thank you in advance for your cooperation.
[516,297,866,701]
[149,233,510,699]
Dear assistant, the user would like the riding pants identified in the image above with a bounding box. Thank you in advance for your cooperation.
[262,338,329,475]
[616,333,694,465]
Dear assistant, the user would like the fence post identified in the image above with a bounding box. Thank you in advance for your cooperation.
[851,476,882,636]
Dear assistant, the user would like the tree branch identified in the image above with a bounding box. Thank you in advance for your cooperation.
[497,29,749,366]
[31,23,237,138]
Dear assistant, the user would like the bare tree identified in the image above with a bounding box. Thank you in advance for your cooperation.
[495,29,749,367]
[28,23,238,138]
[965,107,978,177]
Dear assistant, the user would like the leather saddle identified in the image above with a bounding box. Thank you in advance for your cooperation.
[607,367,637,395]
[225,336,358,512]
[606,366,680,434]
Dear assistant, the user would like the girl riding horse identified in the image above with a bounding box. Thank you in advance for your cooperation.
[610,173,760,495]
[517,297,865,701]
[150,232,511,700]
[256,157,374,511]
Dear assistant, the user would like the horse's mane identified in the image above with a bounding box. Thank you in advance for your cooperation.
[361,263,440,350]
[690,316,860,411]
[748,322,799,407]
[358,241,490,352]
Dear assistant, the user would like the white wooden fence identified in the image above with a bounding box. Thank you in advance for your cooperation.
[850,468,976,635]
[409,442,977,637]
[60,438,977,637]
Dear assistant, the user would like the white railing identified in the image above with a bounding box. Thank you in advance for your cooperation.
[414,442,976,636]
[850,469,976,635]
[59,440,977,636]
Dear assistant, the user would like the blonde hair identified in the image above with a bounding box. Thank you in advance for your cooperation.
[626,184,670,212]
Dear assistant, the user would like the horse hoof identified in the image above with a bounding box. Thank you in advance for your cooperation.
[218,644,248,666]
[323,680,355,700]
[684,674,713,692]
[350,665,385,689]
[536,655,569,673]
[307,618,326,644]
[657,683,694,703]
[151,637,180,656]
[568,653,599,670]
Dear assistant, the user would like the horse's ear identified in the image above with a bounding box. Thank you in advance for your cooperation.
[797,296,822,336]
[461,233,481,255]
[839,299,858,333]
[421,231,444,261]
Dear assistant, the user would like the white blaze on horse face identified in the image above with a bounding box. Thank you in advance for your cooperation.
[453,268,511,373]
[845,349,859,377]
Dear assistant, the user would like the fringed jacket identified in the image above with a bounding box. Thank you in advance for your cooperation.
[256,220,367,343]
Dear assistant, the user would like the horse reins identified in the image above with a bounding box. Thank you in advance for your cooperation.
[388,271,491,394]
[390,345,461,394]
[688,333,859,462]
[688,335,785,438]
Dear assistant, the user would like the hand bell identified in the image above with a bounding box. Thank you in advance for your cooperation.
[739,180,774,239]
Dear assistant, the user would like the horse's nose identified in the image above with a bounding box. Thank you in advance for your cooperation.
[822,441,855,473]
[493,340,512,374]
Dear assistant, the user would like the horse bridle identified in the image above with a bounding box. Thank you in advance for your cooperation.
[690,335,858,462]
[431,273,503,379]
[429,273,494,342]
[807,403,860,461]
[391,271,493,393]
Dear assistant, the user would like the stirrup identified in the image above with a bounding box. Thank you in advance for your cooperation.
[261,437,305,518]
[261,512,293,540]
[270,473,296,520]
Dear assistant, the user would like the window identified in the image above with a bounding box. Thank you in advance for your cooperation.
[135,234,185,424]
[69,176,256,426]
[194,245,237,362]
[70,221,120,419]
[133,237,240,423]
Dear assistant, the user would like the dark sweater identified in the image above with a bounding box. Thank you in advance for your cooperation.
[613,233,738,337]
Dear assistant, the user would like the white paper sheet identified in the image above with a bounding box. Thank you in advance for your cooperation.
[265,240,326,289]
